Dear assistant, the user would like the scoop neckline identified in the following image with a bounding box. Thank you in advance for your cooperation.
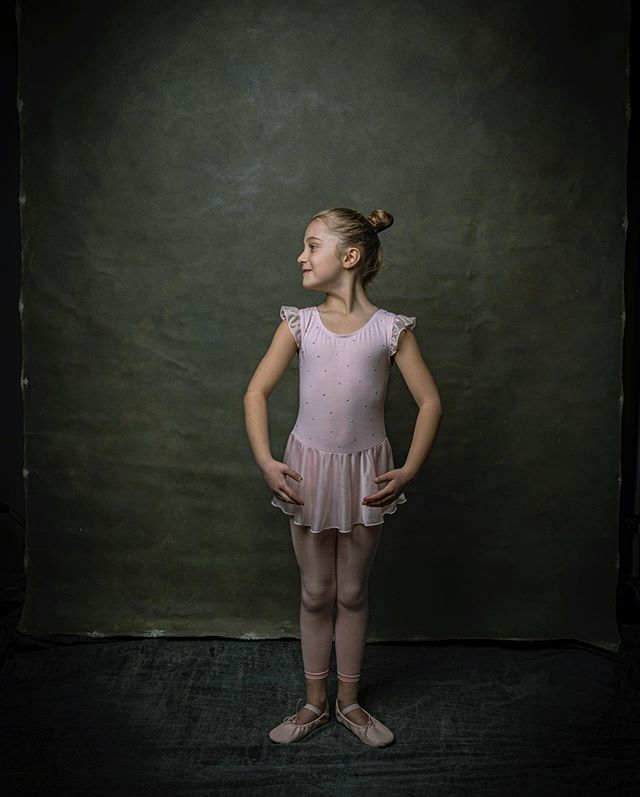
[313,305,383,337]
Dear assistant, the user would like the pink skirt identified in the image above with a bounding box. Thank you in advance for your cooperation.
[270,432,408,533]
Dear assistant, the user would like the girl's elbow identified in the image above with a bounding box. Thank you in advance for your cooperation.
[243,388,268,404]
[420,397,442,414]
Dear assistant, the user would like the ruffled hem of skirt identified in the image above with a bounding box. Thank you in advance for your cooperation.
[269,432,408,533]
[271,493,407,533]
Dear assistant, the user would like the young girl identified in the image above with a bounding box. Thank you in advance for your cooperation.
[244,207,442,747]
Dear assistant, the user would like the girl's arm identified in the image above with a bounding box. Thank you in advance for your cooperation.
[243,320,299,470]
[392,329,443,480]
[244,321,305,505]
[362,328,442,507]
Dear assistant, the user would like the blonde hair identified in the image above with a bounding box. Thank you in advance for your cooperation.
[309,207,394,287]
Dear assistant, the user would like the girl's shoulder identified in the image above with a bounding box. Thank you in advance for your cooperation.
[376,307,417,328]
[377,307,417,322]
[278,305,319,350]
[279,304,316,313]
[279,305,315,322]
[387,308,417,324]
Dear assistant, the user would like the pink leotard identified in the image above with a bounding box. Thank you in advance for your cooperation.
[271,305,416,533]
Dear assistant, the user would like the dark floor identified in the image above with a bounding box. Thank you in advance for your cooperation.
[1,591,640,796]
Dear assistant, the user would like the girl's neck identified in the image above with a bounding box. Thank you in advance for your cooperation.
[319,291,377,318]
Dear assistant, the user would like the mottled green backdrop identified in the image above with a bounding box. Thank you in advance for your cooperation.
[17,0,627,646]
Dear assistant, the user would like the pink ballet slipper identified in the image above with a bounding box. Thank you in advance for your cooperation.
[268,698,330,744]
[335,699,394,747]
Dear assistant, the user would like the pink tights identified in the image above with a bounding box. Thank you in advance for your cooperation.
[289,518,383,684]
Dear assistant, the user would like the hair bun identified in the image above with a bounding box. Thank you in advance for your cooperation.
[367,209,394,234]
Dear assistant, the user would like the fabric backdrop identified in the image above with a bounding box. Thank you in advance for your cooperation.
[17,0,628,646]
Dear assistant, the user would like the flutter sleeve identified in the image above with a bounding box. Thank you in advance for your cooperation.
[390,313,417,358]
[280,305,301,350]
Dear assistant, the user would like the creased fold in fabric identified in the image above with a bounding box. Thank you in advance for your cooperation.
[280,305,301,350]
[390,314,417,357]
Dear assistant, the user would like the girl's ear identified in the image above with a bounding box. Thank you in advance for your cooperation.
[345,246,362,266]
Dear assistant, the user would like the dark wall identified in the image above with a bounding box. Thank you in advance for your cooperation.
[1,2,24,590]
[15,0,628,645]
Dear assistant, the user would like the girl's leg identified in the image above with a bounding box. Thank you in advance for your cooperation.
[335,522,383,726]
[289,518,337,723]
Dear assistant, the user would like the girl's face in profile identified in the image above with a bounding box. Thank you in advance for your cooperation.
[298,219,345,290]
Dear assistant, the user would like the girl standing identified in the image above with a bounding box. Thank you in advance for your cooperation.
[244,207,442,746]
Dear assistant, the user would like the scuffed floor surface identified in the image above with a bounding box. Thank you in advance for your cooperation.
[1,634,639,796]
